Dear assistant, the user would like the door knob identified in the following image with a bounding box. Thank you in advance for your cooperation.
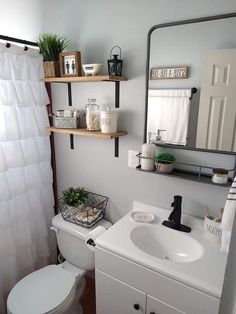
[133,304,140,310]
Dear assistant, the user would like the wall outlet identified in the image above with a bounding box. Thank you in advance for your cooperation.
[128,150,139,168]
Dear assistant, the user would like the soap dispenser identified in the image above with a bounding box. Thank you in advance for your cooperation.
[154,129,166,144]
[153,129,166,157]
[141,132,155,171]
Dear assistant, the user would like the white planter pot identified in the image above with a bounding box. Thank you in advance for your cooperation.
[157,162,174,173]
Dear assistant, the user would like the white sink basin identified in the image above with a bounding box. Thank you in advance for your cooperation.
[130,225,204,263]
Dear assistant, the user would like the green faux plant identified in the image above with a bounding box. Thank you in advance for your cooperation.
[155,152,176,164]
[36,33,69,61]
[62,187,88,207]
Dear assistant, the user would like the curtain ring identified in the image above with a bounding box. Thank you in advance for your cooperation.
[6,42,11,48]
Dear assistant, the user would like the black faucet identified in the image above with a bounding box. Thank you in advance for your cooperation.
[162,195,191,233]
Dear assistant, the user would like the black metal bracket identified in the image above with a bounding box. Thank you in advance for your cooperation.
[67,83,72,106]
[70,134,74,149]
[115,81,120,108]
[115,138,119,157]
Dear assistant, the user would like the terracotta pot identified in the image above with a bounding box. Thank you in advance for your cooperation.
[43,61,60,78]
[157,162,174,174]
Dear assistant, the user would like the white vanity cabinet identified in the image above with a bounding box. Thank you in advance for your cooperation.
[96,270,184,314]
[95,246,220,314]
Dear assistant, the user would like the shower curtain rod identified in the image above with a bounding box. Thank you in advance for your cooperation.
[0,34,38,47]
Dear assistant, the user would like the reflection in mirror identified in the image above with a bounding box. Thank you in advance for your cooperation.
[146,16,236,153]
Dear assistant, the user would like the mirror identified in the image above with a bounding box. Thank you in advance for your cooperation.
[145,13,236,153]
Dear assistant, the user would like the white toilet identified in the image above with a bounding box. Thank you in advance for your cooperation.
[7,213,111,314]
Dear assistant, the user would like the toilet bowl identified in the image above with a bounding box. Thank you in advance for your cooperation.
[7,213,111,314]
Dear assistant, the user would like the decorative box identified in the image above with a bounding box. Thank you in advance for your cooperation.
[55,117,80,129]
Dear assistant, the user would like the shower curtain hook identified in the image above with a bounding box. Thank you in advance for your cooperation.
[24,46,28,51]
[6,42,11,48]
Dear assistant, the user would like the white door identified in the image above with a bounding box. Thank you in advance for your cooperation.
[196,49,236,152]
[146,295,186,314]
[96,270,146,314]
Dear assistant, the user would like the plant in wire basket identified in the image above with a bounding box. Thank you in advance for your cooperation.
[61,187,88,207]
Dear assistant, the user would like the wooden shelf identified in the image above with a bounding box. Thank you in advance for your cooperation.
[43,75,128,83]
[47,127,127,139]
[45,75,128,156]
[136,165,232,187]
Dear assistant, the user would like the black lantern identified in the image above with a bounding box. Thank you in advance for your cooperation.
[107,46,123,76]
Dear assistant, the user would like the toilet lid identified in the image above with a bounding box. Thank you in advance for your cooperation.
[7,265,76,314]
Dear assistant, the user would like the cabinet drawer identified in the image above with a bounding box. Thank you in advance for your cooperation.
[95,247,220,314]
[96,270,146,314]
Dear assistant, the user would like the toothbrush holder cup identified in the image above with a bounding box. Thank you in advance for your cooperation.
[204,216,222,243]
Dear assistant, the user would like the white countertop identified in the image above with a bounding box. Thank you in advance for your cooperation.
[96,201,227,298]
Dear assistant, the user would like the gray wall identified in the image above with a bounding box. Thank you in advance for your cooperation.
[0,0,42,40]
[41,0,236,312]
[41,0,234,219]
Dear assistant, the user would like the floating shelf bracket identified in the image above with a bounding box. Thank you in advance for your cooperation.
[115,81,120,108]
[70,134,74,149]
[115,138,119,157]
[68,83,72,106]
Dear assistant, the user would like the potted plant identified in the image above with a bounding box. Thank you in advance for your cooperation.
[155,152,176,173]
[61,187,88,207]
[36,33,69,78]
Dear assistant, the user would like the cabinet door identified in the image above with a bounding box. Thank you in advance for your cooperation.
[146,295,186,314]
[96,270,146,314]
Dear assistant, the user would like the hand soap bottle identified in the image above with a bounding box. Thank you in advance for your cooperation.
[153,129,166,144]
[153,129,166,157]
[141,132,155,171]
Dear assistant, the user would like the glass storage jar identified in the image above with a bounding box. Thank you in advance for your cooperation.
[212,168,228,184]
[85,99,100,131]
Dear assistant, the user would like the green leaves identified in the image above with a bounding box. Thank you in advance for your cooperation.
[36,33,69,61]
[62,187,88,207]
[155,152,176,164]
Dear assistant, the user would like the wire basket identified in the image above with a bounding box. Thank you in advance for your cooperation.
[59,192,108,228]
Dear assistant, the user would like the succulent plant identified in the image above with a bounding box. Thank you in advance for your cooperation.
[62,187,88,207]
[155,152,176,164]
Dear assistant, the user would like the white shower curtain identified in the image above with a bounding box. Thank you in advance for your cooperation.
[0,43,56,313]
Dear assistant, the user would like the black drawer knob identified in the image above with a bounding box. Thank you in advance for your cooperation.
[133,304,140,310]
[150,312,156,314]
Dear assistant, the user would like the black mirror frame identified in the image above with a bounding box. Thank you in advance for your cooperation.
[144,12,236,155]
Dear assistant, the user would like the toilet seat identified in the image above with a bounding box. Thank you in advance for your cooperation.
[7,265,78,314]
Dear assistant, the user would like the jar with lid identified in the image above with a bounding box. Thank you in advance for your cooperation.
[85,99,100,131]
[100,107,119,133]
[212,168,228,184]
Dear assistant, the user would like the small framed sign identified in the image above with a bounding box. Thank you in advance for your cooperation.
[59,51,82,77]
[150,66,188,80]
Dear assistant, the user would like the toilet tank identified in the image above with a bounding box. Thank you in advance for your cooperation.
[52,213,111,270]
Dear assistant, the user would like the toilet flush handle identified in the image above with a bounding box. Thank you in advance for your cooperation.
[50,226,59,233]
